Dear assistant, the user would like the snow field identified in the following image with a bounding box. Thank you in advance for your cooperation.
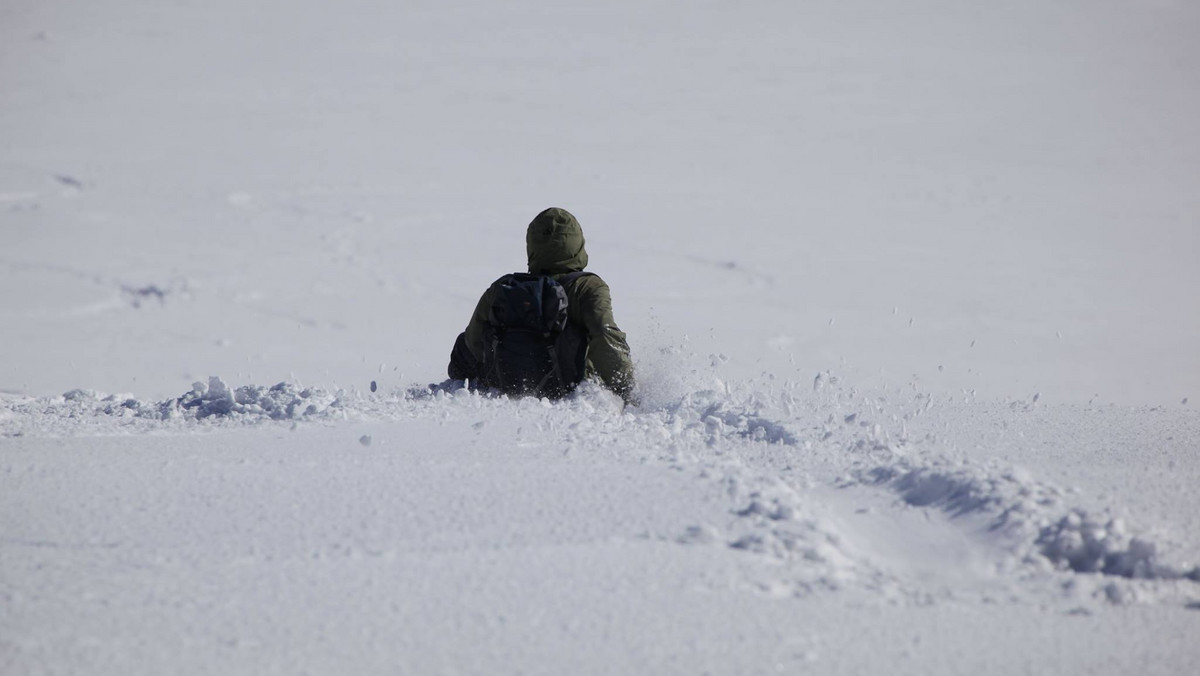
[4,366,1200,674]
[4,0,1200,672]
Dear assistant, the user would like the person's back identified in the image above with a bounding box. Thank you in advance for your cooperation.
[448,207,635,403]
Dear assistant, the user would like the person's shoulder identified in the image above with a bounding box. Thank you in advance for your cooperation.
[486,271,525,289]
[558,270,607,284]
[477,274,517,303]
[482,276,507,294]
[561,271,610,294]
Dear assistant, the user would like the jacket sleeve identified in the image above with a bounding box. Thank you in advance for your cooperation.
[447,332,479,380]
[570,276,635,401]
[448,282,499,379]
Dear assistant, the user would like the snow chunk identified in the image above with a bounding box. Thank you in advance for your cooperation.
[1036,511,1171,579]
[165,378,342,420]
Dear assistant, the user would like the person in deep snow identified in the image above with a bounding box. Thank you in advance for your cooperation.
[447,207,635,403]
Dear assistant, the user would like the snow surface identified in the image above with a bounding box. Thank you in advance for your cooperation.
[3,0,1199,674]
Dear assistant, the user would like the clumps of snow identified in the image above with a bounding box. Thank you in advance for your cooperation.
[403,376,797,451]
[664,389,798,446]
[664,465,870,596]
[162,377,341,420]
[1036,511,1199,581]
[725,492,864,594]
[0,377,346,436]
[728,525,849,568]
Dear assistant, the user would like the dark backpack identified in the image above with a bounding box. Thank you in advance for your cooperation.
[480,272,591,398]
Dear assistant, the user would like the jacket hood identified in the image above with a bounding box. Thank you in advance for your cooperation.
[526,207,588,274]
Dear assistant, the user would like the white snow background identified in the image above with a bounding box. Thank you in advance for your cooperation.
[2,0,1199,674]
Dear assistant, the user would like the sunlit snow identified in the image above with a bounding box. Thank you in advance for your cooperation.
[2,0,1199,674]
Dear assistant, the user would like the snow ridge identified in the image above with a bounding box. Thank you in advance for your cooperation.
[1,376,348,435]
[865,463,1200,583]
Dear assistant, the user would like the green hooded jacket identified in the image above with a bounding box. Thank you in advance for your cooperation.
[456,207,635,400]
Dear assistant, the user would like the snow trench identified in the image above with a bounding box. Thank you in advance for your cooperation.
[865,464,1200,583]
